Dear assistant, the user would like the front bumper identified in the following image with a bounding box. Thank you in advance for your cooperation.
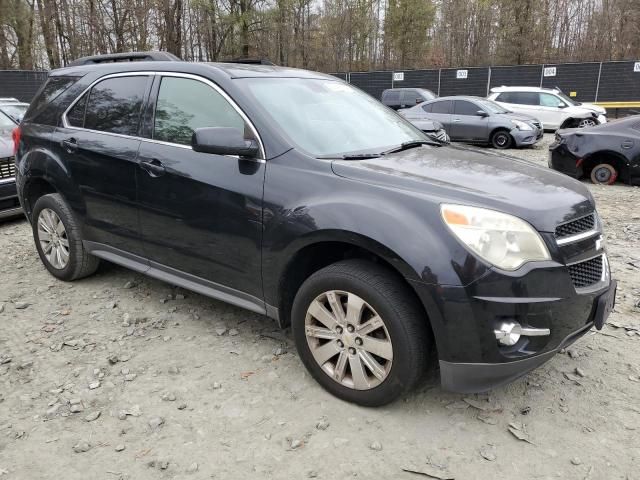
[0,177,21,219]
[409,231,614,393]
[511,127,543,147]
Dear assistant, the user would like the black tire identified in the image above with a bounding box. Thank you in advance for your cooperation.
[491,130,512,149]
[32,193,99,281]
[590,163,618,185]
[291,259,431,406]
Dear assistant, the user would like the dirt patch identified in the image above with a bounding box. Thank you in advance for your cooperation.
[1,135,639,479]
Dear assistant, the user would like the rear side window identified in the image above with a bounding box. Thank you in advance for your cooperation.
[383,90,401,103]
[496,92,513,103]
[422,103,433,113]
[507,92,538,105]
[431,100,452,114]
[84,76,148,136]
[402,90,420,104]
[23,75,80,126]
[153,77,245,146]
[454,100,479,115]
[66,93,87,127]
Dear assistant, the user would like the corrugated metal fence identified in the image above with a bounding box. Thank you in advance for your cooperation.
[0,70,49,102]
[1,60,640,104]
[331,61,640,103]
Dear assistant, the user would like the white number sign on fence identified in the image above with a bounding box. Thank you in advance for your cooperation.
[393,72,404,82]
[543,67,557,77]
[634,62,640,72]
[456,69,468,79]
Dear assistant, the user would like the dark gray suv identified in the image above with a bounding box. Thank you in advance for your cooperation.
[381,88,436,110]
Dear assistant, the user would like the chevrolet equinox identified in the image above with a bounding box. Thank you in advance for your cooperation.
[14,52,616,406]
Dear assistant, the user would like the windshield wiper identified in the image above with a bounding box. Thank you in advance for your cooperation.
[381,140,436,155]
[318,153,382,160]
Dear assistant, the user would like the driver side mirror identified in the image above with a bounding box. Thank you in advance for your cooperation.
[192,127,259,158]
[476,110,489,117]
[558,103,568,109]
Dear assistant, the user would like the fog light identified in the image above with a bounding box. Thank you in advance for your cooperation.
[494,322,551,346]
[495,322,522,346]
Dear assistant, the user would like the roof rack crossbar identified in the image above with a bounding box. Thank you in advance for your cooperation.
[67,51,182,67]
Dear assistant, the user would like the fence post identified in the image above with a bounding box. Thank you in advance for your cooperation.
[437,69,441,96]
[594,62,603,102]
[539,64,545,88]
[486,67,492,97]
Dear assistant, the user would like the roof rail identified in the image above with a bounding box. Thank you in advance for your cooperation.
[67,51,182,67]
[227,58,275,66]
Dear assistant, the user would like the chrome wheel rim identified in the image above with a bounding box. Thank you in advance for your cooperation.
[495,134,508,147]
[594,167,611,183]
[578,119,597,128]
[37,208,69,270]
[304,290,393,390]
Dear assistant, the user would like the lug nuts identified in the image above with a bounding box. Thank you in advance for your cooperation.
[348,347,356,355]
[355,338,363,346]
[336,326,343,334]
[347,325,354,333]
[337,340,344,348]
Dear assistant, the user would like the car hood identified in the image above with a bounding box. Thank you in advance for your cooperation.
[331,145,594,233]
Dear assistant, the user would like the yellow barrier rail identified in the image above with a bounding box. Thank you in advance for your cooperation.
[594,101,640,109]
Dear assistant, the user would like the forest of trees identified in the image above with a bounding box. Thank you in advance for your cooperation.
[0,0,639,72]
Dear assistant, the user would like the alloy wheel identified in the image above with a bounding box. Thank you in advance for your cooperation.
[37,208,70,270]
[304,290,393,390]
[593,166,612,183]
[578,118,597,128]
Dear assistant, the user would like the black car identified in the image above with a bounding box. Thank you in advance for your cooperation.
[15,52,616,406]
[550,116,640,185]
[381,88,436,110]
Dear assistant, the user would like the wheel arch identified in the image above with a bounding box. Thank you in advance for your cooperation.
[582,150,630,183]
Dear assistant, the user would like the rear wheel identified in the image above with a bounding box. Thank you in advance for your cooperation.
[291,259,430,406]
[491,130,512,149]
[32,193,99,281]
[590,163,618,185]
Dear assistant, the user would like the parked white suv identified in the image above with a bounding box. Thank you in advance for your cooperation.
[488,87,607,131]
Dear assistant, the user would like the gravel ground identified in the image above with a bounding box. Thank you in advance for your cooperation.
[1,134,639,479]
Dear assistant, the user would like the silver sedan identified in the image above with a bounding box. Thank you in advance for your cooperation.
[399,96,543,149]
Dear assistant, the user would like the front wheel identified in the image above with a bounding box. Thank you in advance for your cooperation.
[578,118,598,128]
[590,163,618,185]
[491,130,512,149]
[291,260,431,406]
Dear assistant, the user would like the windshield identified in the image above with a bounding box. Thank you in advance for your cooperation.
[476,99,510,114]
[555,91,578,106]
[241,78,426,157]
[0,104,27,123]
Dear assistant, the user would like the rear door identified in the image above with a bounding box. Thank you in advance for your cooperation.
[496,92,540,118]
[450,100,489,141]
[135,74,265,305]
[426,100,453,134]
[56,74,151,255]
[382,90,401,110]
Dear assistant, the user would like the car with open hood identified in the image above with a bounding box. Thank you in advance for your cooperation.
[14,52,616,406]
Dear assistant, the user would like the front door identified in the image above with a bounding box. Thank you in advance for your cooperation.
[55,74,152,255]
[450,100,489,141]
[136,74,265,303]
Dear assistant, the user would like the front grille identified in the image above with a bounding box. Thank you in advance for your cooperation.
[568,255,603,288]
[555,214,595,238]
[532,121,542,129]
[0,158,16,180]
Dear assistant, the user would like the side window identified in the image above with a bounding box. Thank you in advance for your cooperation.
[454,100,480,116]
[84,76,148,136]
[422,103,433,113]
[513,92,539,105]
[153,77,245,146]
[66,93,87,127]
[496,92,513,103]
[402,90,419,105]
[539,93,565,108]
[383,90,400,103]
[431,100,452,114]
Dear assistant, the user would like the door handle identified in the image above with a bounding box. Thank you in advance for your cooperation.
[452,118,462,122]
[140,159,166,178]
[61,137,78,153]
[621,140,634,149]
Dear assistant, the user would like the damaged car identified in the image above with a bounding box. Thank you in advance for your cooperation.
[549,116,640,185]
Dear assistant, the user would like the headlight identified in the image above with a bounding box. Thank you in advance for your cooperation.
[513,120,533,131]
[441,204,551,270]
